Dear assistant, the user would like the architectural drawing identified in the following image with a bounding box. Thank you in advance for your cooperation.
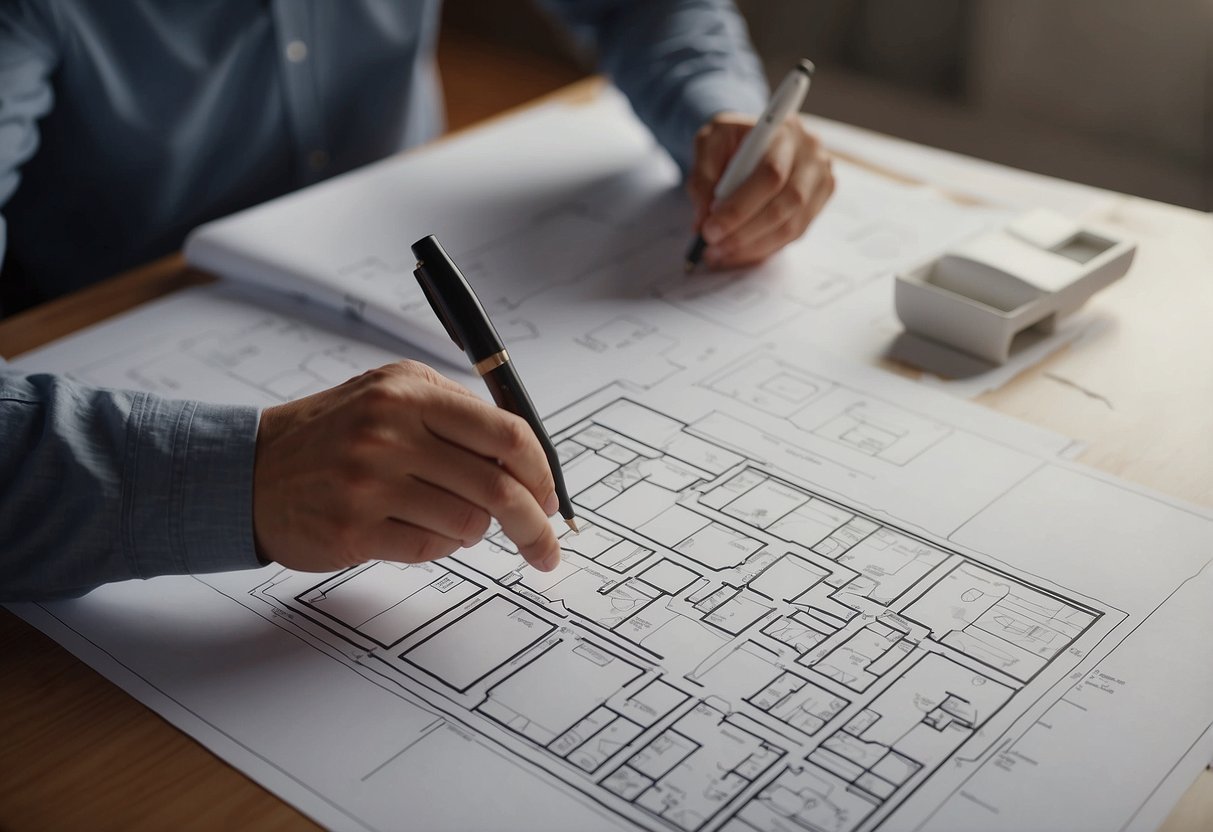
[700,355,832,419]
[699,350,954,470]
[316,156,996,354]
[16,90,1213,831]
[452,204,621,313]
[245,386,1121,832]
[16,286,1210,832]
[647,165,989,338]
[331,253,435,325]
[801,401,950,466]
[70,314,387,404]
[575,317,686,390]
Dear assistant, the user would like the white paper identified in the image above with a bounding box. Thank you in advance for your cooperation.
[803,116,1122,221]
[10,283,1213,832]
[185,88,1082,399]
[16,284,476,405]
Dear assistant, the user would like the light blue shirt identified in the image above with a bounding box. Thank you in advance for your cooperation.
[0,0,767,599]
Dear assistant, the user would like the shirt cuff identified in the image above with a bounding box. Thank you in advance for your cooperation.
[123,393,263,578]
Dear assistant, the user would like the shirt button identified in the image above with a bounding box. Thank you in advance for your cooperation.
[308,149,330,171]
[285,40,308,63]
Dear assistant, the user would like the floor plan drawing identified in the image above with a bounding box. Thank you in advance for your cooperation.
[451,203,623,314]
[240,385,1125,832]
[69,313,393,405]
[700,354,833,419]
[642,164,995,340]
[804,400,951,467]
[575,316,687,390]
[14,284,1213,832]
[698,350,954,472]
[12,86,1213,831]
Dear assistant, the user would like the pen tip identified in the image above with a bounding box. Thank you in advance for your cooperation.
[565,517,580,534]
[683,261,696,274]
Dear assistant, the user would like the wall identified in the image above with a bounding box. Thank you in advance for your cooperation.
[442,0,1212,209]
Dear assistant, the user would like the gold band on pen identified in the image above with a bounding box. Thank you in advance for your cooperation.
[474,349,510,376]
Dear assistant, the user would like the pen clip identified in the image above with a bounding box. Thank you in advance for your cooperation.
[413,261,466,351]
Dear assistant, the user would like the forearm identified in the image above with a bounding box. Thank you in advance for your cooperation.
[0,373,262,601]
[542,0,769,170]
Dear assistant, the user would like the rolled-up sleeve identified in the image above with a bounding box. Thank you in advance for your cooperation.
[0,373,263,600]
[541,0,770,171]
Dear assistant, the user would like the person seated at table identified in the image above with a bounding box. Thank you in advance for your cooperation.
[0,0,834,600]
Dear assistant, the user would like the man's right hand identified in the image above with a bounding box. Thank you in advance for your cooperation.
[252,361,563,573]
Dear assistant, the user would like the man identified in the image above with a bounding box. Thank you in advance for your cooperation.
[0,0,834,600]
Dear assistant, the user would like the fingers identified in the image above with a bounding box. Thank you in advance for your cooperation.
[804,161,836,225]
[375,476,492,545]
[700,127,797,247]
[691,115,835,270]
[713,215,802,270]
[687,121,746,227]
[421,390,557,508]
[708,154,835,269]
[364,518,463,565]
[709,160,823,263]
[354,362,560,570]
[411,437,562,571]
[349,362,557,507]
[256,358,567,574]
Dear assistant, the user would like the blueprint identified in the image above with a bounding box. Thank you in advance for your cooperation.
[11,285,1213,832]
[185,89,1091,398]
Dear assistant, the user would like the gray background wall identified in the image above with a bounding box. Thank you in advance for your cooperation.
[443,0,1212,210]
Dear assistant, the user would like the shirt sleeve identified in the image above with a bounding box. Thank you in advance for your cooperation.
[0,372,264,601]
[539,0,770,172]
[0,1,58,295]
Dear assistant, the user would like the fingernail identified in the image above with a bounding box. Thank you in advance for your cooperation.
[543,546,563,572]
[543,492,559,515]
[703,221,723,244]
[462,536,482,549]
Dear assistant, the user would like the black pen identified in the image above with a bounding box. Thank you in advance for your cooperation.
[412,235,579,534]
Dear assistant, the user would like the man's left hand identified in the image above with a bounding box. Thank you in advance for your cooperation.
[687,112,835,270]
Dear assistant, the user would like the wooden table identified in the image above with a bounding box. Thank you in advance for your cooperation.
[2,78,1211,831]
